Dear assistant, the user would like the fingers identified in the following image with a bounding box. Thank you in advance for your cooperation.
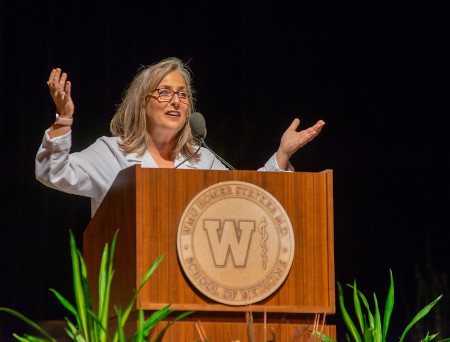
[47,68,67,89]
[288,118,300,131]
[47,68,71,101]
[47,69,54,85]
[302,120,324,142]
[65,81,71,97]
[49,68,61,89]
[291,120,323,146]
[279,117,325,162]
[315,119,325,127]
[313,120,325,136]
[59,71,68,91]
[288,118,324,134]
[45,67,75,117]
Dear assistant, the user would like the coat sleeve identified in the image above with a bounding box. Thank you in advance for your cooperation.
[35,130,125,200]
[257,153,295,172]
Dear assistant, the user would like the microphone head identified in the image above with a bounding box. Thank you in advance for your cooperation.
[190,111,207,139]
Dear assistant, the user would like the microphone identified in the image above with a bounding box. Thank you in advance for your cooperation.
[190,111,207,139]
[189,112,236,170]
[174,111,205,168]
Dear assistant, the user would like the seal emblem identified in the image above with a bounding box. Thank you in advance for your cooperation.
[177,181,295,305]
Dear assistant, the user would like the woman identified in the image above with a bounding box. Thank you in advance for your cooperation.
[36,57,324,216]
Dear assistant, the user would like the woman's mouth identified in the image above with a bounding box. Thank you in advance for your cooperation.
[165,111,180,117]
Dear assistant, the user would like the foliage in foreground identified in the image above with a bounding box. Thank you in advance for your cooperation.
[313,270,449,342]
[0,230,193,342]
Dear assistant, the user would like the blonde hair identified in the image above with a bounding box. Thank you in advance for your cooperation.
[110,57,196,159]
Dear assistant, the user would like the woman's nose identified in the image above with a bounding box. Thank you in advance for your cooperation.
[170,93,181,107]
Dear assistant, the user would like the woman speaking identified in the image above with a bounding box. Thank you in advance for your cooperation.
[36,57,324,216]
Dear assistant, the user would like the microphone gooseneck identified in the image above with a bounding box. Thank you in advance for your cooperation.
[174,144,202,169]
[189,112,236,170]
[197,136,236,170]
[174,112,205,168]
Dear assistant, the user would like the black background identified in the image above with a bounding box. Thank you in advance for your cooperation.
[1,1,449,341]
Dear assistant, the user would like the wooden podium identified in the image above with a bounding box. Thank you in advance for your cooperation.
[83,166,336,341]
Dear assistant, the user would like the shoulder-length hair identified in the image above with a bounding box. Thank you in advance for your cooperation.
[110,57,196,159]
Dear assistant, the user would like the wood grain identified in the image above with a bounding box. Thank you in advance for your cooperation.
[83,166,336,338]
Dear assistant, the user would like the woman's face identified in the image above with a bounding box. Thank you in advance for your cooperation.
[146,71,189,141]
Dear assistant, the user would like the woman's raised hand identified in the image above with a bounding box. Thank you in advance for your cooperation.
[276,118,325,170]
[47,68,74,118]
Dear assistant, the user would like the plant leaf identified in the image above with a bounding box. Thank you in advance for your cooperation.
[0,307,57,342]
[98,242,109,327]
[311,330,338,342]
[352,280,365,335]
[136,308,145,342]
[171,310,195,322]
[150,311,194,342]
[373,293,382,342]
[399,295,443,342]
[79,250,98,342]
[12,334,35,342]
[382,270,394,342]
[420,331,438,342]
[99,230,118,342]
[108,230,118,278]
[64,317,87,342]
[69,230,89,338]
[348,285,375,329]
[363,328,374,342]
[118,254,165,331]
[114,306,126,342]
[143,304,173,332]
[338,283,363,342]
[49,288,78,319]
[64,318,78,341]
[21,334,51,342]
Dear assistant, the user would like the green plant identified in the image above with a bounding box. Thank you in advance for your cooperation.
[402,247,450,341]
[0,230,193,342]
[313,270,449,342]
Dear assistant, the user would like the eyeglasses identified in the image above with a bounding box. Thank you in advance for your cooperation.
[151,88,191,104]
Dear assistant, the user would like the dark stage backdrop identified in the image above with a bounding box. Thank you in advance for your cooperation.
[1,1,449,340]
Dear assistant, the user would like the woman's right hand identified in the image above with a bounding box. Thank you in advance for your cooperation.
[47,68,74,117]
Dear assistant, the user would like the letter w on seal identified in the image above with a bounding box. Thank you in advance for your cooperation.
[204,220,255,267]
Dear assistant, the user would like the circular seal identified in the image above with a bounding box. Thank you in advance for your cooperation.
[177,181,295,305]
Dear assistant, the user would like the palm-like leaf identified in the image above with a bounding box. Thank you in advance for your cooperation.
[113,254,165,342]
[70,231,89,338]
[151,310,195,342]
[97,241,110,338]
[352,281,365,334]
[12,334,42,342]
[311,330,338,342]
[372,294,381,342]
[0,308,57,342]
[347,285,375,329]
[114,306,126,342]
[399,295,443,342]
[98,230,118,342]
[382,270,394,342]
[49,289,78,318]
[143,304,174,332]
[65,318,86,342]
[137,308,145,341]
[2,230,192,342]
[363,328,374,342]
[338,283,362,342]
[314,271,445,342]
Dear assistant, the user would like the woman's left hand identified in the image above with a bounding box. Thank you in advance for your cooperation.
[276,118,325,170]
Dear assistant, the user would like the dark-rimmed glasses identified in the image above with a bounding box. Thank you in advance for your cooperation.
[151,88,191,104]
